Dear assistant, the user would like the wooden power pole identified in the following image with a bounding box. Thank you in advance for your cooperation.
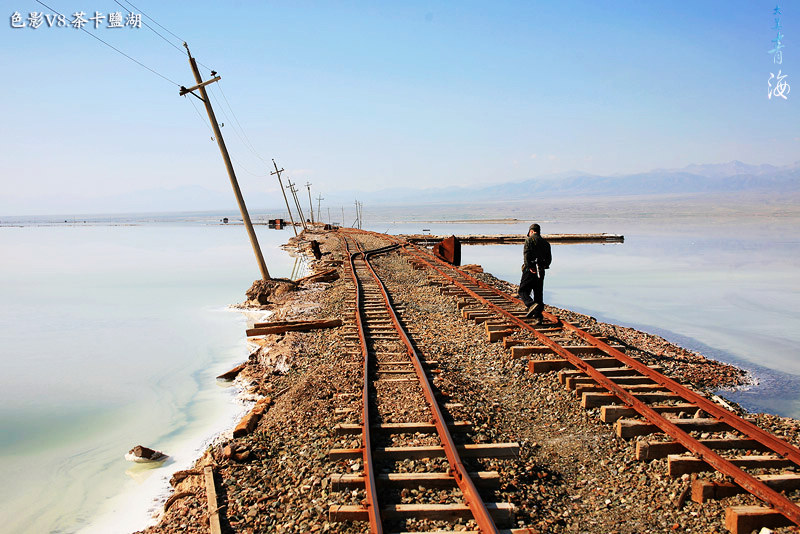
[305,182,315,224]
[271,159,297,237]
[316,194,324,222]
[287,181,307,231]
[180,44,270,280]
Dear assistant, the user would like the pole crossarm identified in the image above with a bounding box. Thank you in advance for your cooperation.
[179,76,221,97]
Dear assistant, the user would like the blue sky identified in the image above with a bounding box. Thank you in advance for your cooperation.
[1,1,798,215]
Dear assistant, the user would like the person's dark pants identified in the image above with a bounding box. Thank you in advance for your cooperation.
[518,268,545,316]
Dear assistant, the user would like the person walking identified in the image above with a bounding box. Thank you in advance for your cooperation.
[518,223,551,323]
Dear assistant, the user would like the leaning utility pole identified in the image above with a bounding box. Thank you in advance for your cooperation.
[305,182,315,224]
[316,194,324,222]
[271,159,297,237]
[180,43,270,280]
[287,181,307,231]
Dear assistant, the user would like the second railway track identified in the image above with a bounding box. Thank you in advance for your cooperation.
[325,228,800,534]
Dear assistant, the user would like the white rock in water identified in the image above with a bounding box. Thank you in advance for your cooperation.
[125,445,167,463]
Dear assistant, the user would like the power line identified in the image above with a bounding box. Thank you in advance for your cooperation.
[115,0,184,44]
[34,0,181,87]
[113,0,184,56]
[115,0,214,72]
[217,81,266,162]
[185,94,268,177]
[207,84,271,172]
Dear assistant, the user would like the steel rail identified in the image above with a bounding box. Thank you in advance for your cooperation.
[357,239,500,533]
[341,235,383,533]
[393,239,800,526]
[344,231,500,534]
[402,239,800,468]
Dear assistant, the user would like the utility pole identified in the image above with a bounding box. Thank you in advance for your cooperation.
[353,200,360,229]
[327,207,331,225]
[287,181,307,231]
[316,194,324,223]
[305,182,315,224]
[180,43,270,280]
[341,206,345,228]
[271,159,297,237]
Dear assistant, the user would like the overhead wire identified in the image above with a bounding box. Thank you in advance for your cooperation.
[34,0,181,87]
[114,0,214,71]
[65,0,274,180]
[217,82,267,163]
[113,0,185,56]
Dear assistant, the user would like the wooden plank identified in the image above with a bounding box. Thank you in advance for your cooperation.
[515,345,625,359]
[489,329,515,342]
[528,356,638,374]
[600,403,697,423]
[233,397,272,437]
[637,438,768,460]
[615,418,731,439]
[576,383,667,399]
[329,442,519,461]
[246,318,342,336]
[203,466,222,534]
[693,473,800,503]
[335,421,472,435]
[566,375,656,391]
[329,502,514,524]
[725,506,794,534]
[329,470,500,490]
[668,454,795,476]
[559,366,662,383]
[216,362,246,381]
[582,391,682,409]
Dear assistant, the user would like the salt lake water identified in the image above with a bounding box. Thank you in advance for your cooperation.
[0,219,305,534]
[375,212,800,418]
[0,205,798,533]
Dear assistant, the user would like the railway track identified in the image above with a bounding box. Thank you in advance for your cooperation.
[326,228,800,533]
[369,229,800,534]
[328,232,528,533]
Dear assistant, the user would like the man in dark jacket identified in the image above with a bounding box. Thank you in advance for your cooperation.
[518,223,552,323]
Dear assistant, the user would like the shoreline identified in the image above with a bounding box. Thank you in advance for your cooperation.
[135,229,799,533]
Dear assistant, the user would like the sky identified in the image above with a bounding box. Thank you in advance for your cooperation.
[1,0,798,215]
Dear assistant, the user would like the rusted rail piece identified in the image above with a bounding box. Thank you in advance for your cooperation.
[386,232,800,529]
[402,233,624,245]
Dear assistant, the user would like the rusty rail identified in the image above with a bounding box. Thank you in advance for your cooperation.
[341,236,383,532]
[340,231,500,533]
[386,232,800,528]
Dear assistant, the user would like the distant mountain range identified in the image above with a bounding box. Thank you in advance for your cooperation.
[326,160,800,205]
[3,161,798,217]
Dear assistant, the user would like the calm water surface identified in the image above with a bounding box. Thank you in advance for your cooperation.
[0,222,302,534]
[1,210,798,533]
[377,217,800,418]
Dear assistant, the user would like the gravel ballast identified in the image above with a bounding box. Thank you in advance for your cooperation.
[136,229,800,534]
